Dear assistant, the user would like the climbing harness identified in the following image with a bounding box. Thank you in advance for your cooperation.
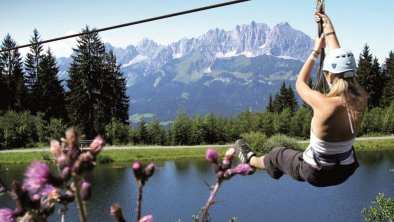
[313,0,327,92]
[0,0,250,53]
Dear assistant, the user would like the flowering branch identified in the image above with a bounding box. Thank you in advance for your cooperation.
[132,161,155,221]
[200,148,254,222]
[0,128,104,222]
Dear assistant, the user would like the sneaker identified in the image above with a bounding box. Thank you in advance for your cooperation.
[234,139,256,164]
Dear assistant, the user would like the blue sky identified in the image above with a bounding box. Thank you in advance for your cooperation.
[1,0,393,62]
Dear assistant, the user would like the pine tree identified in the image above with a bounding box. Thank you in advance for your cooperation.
[172,108,193,145]
[266,94,274,112]
[286,85,298,112]
[25,29,44,113]
[272,82,287,113]
[0,54,6,114]
[67,26,107,137]
[382,51,394,107]
[39,49,67,120]
[272,82,298,113]
[0,34,27,111]
[357,44,385,108]
[137,118,148,144]
[103,51,129,124]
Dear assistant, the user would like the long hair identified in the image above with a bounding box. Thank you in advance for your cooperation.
[326,73,368,130]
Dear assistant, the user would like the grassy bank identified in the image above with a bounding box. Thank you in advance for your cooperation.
[0,140,393,165]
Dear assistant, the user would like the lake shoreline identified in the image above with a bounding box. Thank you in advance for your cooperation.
[0,139,393,164]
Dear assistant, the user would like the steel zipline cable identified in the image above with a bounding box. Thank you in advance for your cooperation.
[0,0,251,53]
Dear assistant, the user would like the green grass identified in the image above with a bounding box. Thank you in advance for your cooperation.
[100,147,228,163]
[0,152,50,165]
[0,140,393,164]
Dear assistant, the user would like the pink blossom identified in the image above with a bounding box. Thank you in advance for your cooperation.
[144,163,155,179]
[0,208,15,222]
[224,148,235,160]
[132,161,143,180]
[224,164,254,178]
[231,164,253,176]
[139,215,153,222]
[89,135,104,154]
[205,148,219,163]
[23,161,50,194]
[50,140,62,157]
[80,181,92,201]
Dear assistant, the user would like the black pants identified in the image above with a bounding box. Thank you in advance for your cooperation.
[263,147,359,187]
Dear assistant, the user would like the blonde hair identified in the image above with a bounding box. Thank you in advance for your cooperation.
[326,73,368,130]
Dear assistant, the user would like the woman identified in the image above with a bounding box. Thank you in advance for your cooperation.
[235,12,367,187]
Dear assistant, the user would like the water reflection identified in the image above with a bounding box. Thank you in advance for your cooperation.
[0,150,393,222]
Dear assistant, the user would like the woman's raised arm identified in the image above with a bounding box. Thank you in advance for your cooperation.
[315,12,340,49]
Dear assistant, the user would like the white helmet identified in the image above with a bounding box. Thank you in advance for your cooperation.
[323,48,357,78]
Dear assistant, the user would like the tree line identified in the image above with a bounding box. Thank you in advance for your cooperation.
[0,27,129,148]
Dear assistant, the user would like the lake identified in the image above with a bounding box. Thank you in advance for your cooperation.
[1,150,394,222]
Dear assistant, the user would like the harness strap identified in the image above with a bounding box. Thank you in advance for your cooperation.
[311,147,354,169]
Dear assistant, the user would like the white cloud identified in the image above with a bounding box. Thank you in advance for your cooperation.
[46,30,78,58]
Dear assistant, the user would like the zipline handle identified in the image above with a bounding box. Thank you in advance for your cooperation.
[313,0,327,92]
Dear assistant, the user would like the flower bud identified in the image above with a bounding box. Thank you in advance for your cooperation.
[62,190,75,203]
[79,181,92,201]
[89,136,104,154]
[0,208,16,222]
[111,203,126,222]
[132,161,144,181]
[224,164,254,179]
[143,163,155,179]
[139,215,153,222]
[50,140,62,157]
[56,154,68,170]
[205,148,218,163]
[61,167,71,181]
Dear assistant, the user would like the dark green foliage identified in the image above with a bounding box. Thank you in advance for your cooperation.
[256,112,275,137]
[102,51,129,124]
[172,109,194,145]
[274,108,292,135]
[0,111,39,148]
[67,26,106,138]
[241,131,268,153]
[146,120,167,145]
[39,49,67,120]
[97,155,114,164]
[266,94,274,112]
[67,27,129,138]
[382,51,394,107]
[382,102,394,134]
[362,193,394,222]
[289,108,312,138]
[0,111,66,149]
[137,119,149,144]
[263,134,301,152]
[105,118,130,145]
[361,108,385,134]
[202,113,226,145]
[0,34,27,111]
[271,82,298,113]
[24,29,44,113]
[357,45,386,109]
[36,115,67,142]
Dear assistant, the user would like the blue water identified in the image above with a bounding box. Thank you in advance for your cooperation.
[1,150,393,222]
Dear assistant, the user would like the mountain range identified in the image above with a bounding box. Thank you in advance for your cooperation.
[57,21,314,122]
